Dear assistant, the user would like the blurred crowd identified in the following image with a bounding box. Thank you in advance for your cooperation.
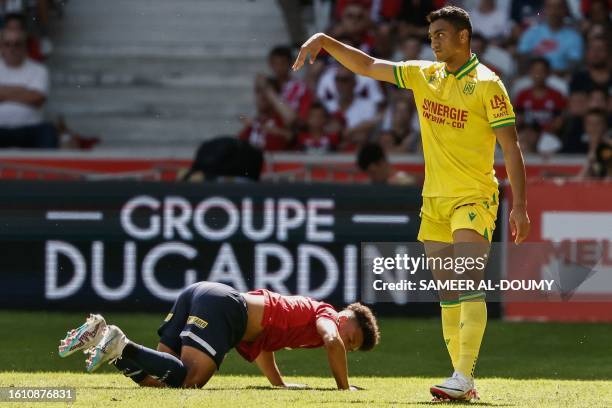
[0,0,60,59]
[240,0,611,179]
[0,1,97,149]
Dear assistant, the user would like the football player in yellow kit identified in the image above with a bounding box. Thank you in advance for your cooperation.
[293,5,530,402]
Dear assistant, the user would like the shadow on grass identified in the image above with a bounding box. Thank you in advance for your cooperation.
[245,385,336,391]
[3,312,612,380]
[412,403,515,407]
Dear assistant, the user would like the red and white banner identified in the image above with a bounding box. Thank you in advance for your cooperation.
[504,179,612,322]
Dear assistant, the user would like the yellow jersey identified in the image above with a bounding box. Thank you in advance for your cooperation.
[393,54,515,198]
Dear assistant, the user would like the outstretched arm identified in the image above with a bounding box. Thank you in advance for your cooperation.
[292,33,397,85]
[316,317,351,390]
[495,125,530,244]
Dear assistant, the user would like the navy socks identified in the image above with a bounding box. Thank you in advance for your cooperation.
[120,342,187,388]
[112,357,147,384]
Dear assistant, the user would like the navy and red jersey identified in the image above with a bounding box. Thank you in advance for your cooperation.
[515,87,566,130]
[236,289,338,362]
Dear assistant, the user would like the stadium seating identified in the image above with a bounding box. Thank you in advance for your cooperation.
[46,0,289,148]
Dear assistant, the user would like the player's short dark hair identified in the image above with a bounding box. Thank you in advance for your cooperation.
[357,142,386,171]
[268,45,293,62]
[530,57,551,71]
[427,6,472,38]
[346,303,380,351]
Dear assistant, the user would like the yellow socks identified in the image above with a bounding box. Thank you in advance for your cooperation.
[440,301,460,370]
[456,296,487,378]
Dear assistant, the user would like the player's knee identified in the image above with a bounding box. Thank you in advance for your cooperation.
[181,366,210,388]
[178,345,217,388]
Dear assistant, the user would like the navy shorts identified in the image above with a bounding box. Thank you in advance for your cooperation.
[157,282,248,369]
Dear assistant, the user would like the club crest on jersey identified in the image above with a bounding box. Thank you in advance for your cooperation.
[463,82,475,95]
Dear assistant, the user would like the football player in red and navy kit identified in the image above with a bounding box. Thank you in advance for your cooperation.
[59,282,380,390]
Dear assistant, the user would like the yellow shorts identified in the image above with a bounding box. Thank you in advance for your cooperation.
[417,192,499,243]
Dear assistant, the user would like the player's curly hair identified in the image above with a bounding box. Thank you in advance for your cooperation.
[427,6,472,38]
[346,303,380,351]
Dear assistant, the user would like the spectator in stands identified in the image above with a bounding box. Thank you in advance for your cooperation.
[394,35,423,61]
[238,78,294,151]
[371,21,394,59]
[0,27,56,148]
[468,0,510,43]
[580,0,611,38]
[265,46,313,123]
[587,87,609,113]
[516,122,562,156]
[470,33,515,80]
[378,129,414,154]
[517,0,583,74]
[380,96,417,152]
[515,58,567,135]
[0,0,20,24]
[334,0,404,24]
[357,142,416,184]
[510,0,544,30]
[316,56,384,121]
[328,66,379,151]
[569,36,610,95]
[577,108,612,179]
[1,12,43,61]
[560,87,609,154]
[329,2,374,53]
[182,136,263,182]
[296,102,339,153]
[397,0,436,41]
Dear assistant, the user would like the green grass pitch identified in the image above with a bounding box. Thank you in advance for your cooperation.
[0,311,611,407]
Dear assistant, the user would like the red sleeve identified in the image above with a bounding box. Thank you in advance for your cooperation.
[314,302,338,323]
[236,340,261,362]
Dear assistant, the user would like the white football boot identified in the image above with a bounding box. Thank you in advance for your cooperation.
[85,325,129,372]
[430,371,478,402]
[58,314,107,358]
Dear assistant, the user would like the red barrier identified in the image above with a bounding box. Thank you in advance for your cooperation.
[0,152,584,182]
